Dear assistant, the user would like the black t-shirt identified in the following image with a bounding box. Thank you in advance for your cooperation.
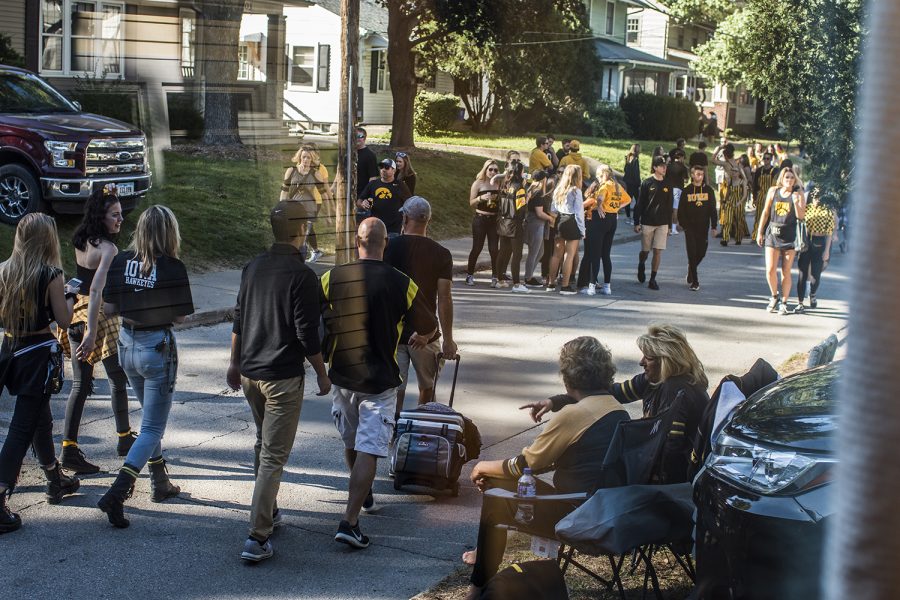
[634,177,674,227]
[356,146,379,195]
[320,260,437,394]
[665,161,688,191]
[358,179,411,234]
[679,183,718,230]
[526,184,544,214]
[384,235,453,343]
[104,251,194,327]
[233,244,322,381]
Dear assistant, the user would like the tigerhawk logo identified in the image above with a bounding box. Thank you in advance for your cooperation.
[375,187,393,200]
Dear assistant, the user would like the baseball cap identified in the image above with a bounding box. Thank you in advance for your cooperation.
[569,140,581,152]
[399,196,432,221]
[379,158,396,169]
[652,156,668,168]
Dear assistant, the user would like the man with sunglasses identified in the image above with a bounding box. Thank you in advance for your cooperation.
[355,127,379,196]
[357,158,412,237]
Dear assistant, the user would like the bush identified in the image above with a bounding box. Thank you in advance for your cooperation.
[414,91,460,135]
[620,93,698,140]
[0,34,24,67]
[591,102,632,138]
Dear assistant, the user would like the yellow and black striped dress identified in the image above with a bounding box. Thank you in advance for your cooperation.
[753,167,778,237]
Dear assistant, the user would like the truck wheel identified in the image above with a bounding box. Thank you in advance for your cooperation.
[0,164,42,225]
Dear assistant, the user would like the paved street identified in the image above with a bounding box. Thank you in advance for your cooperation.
[0,226,848,599]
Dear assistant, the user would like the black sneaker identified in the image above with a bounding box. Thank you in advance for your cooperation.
[335,520,370,549]
[60,445,101,475]
[362,489,379,514]
[637,262,646,283]
[690,282,700,291]
[720,240,728,247]
[648,280,660,290]
[559,285,577,296]
[524,277,543,287]
[117,431,138,457]
[810,295,817,308]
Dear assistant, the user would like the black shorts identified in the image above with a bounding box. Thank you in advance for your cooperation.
[765,223,796,250]
[557,214,583,241]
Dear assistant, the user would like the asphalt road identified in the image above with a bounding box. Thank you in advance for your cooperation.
[0,230,849,599]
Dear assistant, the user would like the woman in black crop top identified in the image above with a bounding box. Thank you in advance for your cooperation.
[98,205,194,528]
[466,159,501,287]
[0,213,78,534]
[55,187,134,475]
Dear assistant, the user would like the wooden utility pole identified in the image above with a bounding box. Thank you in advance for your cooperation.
[334,0,359,265]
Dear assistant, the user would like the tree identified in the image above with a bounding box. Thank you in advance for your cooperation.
[657,0,734,25]
[695,0,864,200]
[198,0,244,146]
[0,34,25,68]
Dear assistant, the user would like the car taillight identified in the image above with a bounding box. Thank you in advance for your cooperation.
[707,433,835,494]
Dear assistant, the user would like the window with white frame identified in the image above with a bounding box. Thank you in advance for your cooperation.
[370,49,389,93]
[238,44,250,80]
[317,44,330,91]
[180,9,195,77]
[606,1,615,36]
[627,17,640,44]
[290,45,315,88]
[41,0,124,76]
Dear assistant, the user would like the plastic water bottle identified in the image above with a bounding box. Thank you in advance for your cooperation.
[515,468,537,525]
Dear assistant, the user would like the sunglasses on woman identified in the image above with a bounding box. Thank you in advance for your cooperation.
[487,167,498,173]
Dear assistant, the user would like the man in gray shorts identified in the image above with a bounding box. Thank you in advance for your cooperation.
[634,156,675,290]
[320,218,436,549]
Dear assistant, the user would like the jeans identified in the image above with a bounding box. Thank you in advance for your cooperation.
[243,374,305,540]
[0,334,58,490]
[467,214,499,278]
[497,230,525,285]
[541,226,556,279]
[577,213,617,287]
[64,330,130,440]
[797,236,827,302]
[522,218,545,282]
[118,328,178,471]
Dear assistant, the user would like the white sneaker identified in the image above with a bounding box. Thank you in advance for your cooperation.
[778,302,789,316]
[600,283,612,295]
[490,278,500,289]
[511,283,531,293]
[465,275,475,286]
[767,296,779,313]
[584,284,597,296]
[308,249,324,263]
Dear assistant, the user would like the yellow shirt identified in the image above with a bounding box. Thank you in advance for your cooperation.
[595,180,630,214]
[529,148,552,172]
[559,153,590,178]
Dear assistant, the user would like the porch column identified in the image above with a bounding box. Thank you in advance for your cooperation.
[265,13,286,117]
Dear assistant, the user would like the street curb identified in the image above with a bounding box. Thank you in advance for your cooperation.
[177,231,644,331]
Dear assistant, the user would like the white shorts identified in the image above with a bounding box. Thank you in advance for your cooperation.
[331,385,397,458]
[641,224,669,251]
[672,188,682,210]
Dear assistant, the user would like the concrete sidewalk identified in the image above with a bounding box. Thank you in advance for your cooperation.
[183,222,641,329]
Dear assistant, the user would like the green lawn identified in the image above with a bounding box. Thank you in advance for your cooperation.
[0,146,483,274]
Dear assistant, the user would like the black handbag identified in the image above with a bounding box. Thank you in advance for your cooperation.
[795,220,809,252]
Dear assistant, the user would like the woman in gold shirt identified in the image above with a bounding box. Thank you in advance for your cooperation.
[576,165,630,296]
[795,188,839,312]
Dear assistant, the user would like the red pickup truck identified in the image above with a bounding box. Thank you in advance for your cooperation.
[0,66,151,225]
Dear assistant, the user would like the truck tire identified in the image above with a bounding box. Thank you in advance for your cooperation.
[0,164,43,225]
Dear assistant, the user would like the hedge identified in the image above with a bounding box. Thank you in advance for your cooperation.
[414,91,460,135]
[620,93,698,140]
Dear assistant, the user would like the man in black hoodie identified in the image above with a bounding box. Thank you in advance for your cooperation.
[678,165,719,290]
[633,156,674,290]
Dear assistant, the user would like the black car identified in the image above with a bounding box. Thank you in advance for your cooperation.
[693,362,839,599]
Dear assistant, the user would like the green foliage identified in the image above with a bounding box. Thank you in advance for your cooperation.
[414,91,461,135]
[591,103,632,139]
[620,93,698,140]
[657,0,735,25]
[0,34,25,67]
[70,73,140,127]
[695,0,863,202]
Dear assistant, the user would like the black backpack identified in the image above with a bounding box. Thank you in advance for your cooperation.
[496,182,526,237]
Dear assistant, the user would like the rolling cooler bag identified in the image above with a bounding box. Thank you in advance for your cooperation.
[391,354,480,497]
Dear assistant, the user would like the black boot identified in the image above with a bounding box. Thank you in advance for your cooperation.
[148,457,180,503]
[116,430,138,457]
[60,444,100,475]
[43,462,80,505]
[0,492,21,534]
[97,467,137,528]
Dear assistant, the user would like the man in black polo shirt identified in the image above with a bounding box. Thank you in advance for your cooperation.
[226,201,331,563]
[321,217,436,550]
[357,158,412,237]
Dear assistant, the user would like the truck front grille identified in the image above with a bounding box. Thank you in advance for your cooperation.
[85,138,146,175]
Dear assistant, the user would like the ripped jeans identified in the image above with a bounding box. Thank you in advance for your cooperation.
[117,327,178,471]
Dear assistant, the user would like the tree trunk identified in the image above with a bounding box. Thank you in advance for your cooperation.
[334,0,359,265]
[199,0,243,146]
[387,1,417,148]
[824,1,900,598]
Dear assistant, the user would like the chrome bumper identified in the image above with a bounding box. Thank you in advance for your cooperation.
[41,173,152,200]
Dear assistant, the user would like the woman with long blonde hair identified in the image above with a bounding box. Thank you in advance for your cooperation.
[577,164,629,295]
[282,143,332,263]
[546,164,585,295]
[466,159,501,287]
[0,213,78,533]
[97,205,195,529]
[755,168,806,315]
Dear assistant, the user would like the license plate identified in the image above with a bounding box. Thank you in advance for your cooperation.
[115,182,135,196]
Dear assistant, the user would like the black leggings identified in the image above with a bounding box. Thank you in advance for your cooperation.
[577,213,617,287]
[64,348,131,441]
[797,236,827,303]
[496,231,525,285]
[468,214,499,278]
[541,226,557,279]
[470,477,575,587]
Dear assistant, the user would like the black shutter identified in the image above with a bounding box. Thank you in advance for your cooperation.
[317,44,330,91]
[369,50,379,94]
